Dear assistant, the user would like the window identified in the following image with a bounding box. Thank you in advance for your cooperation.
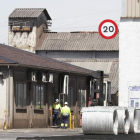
[68,87,74,107]
[15,82,27,107]
[78,90,86,108]
[33,85,44,109]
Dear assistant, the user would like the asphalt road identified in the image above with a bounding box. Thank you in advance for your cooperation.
[1,131,140,140]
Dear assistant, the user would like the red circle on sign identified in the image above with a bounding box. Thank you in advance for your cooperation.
[98,19,118,39]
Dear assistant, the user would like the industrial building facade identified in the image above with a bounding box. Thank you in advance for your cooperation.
[8,8,119,106]
[0,44,104,128]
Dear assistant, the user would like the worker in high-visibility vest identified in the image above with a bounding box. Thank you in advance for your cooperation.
[52,99,61,126]
[61,102,71,129]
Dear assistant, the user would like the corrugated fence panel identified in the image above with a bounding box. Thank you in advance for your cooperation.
[125,0,140,17]
[136,0,140,17]
[132,0,136,17]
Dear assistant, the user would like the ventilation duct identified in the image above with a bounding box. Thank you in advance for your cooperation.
[63,75,69,95]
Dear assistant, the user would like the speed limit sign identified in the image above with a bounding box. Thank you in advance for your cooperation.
[98,19,118,39]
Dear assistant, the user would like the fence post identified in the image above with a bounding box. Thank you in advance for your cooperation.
[69,113,71,129]
[3,109,7,130]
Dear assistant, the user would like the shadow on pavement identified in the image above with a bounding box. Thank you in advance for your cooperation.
[17,133,140,140]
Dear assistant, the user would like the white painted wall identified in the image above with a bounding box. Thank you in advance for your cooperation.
[119,19,140,107]
[0,75,7,128]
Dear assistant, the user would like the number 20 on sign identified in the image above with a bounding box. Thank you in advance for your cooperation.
[98,19,118,39]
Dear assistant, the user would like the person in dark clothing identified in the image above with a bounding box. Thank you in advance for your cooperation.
[52,99,61,126]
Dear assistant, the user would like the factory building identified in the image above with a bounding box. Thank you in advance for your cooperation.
[8,8,119,106]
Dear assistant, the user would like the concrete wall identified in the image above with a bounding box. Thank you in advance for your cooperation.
[8,12,48,53]
[0,68,7,128]
[36,51,119,59]
[119,18,140,107]
[0,67,14,129]
[8,18,37,52]
[8,27,37,52]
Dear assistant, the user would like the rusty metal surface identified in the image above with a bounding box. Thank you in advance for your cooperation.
[12,27,31,32]
[36,32,119,51]
[9,8,51,20]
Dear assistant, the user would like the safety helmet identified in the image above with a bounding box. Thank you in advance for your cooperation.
[55,99,59,102]
[64,102,68,105]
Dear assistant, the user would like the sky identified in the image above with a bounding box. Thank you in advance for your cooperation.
[0,0,122,44]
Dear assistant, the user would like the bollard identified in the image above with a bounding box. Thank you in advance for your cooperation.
[72,113,75,129]
[69,113,71,129]
[3,109,7,130]
[69,113,75,129]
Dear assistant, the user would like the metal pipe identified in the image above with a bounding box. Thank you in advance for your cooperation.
[69,113,71,129]
[128,107,138,133]
[8,65,10,129]
[82,107,118,135]
[82,106,131,134]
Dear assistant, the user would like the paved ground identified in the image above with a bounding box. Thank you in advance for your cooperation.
[0,128,140,140]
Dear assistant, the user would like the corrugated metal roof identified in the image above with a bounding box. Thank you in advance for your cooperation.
[9,8,51,20]
[55,58,118,94]
[36,32,119,51]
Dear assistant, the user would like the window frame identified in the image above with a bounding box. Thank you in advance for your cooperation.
[33,84,44,109]
[78,89,87,109]
[15,81,27,108]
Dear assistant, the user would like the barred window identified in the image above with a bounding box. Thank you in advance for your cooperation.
[15,82,27,107]
[33,85,44,109]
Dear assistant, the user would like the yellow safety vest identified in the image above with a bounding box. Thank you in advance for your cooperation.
[61,106,71,116]
[52,103,61,110]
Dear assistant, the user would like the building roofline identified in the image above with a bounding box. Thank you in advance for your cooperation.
[0,55,18,64]
[9,8,52,20]
[0,43,93,76]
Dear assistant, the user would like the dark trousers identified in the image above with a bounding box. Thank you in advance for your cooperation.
[53,112,59,126]
[61,115,69,128]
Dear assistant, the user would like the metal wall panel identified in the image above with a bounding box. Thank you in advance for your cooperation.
[132,0,136,17]
[124,0,140,17]
[128,0,132,17]
[37,51,119,59]
[136,0,140,16]
[54,58,119,94]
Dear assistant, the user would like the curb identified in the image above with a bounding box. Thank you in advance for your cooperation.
[0,128,83,133]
